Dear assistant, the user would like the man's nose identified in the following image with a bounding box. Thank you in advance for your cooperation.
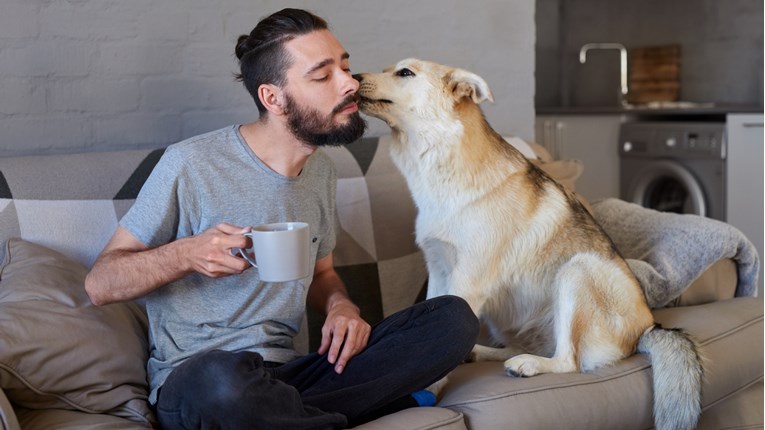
[342,71,360,95]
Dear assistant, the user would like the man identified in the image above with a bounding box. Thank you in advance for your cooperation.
[85,8,478,429]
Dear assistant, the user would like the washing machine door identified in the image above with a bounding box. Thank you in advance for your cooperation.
[627,160,707,217]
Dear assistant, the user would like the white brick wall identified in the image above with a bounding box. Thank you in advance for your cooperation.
[0,0,535,156]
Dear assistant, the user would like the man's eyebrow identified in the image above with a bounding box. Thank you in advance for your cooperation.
[305,52,351,76]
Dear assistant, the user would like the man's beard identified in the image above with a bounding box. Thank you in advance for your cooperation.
[285,93,367,147]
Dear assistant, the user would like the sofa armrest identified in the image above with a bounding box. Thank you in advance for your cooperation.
[0,388,20,430]
[669,258,738,307]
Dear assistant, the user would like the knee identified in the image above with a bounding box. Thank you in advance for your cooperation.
[158,350,290,428]
[431,295,480,349]
[450,295,480,339]
[205,350,267,404]
[167,350,266,408]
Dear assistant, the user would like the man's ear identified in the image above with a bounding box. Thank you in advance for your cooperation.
[446,69,494,104]
[258,84,287,115]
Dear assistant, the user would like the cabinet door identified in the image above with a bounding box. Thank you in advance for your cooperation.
[535,115,623,202]
[726,114,764,295]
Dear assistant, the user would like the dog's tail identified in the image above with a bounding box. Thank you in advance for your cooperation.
[637,324,703,430]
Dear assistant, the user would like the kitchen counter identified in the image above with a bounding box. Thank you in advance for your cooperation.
[533,110,763,203]
[537,104,763,117]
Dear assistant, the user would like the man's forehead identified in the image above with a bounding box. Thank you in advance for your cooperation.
[285,30,349,72]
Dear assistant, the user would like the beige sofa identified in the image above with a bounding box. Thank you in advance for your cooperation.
[0,136,762,429]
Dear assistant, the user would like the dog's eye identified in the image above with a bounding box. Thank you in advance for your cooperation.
[395,68,415,78]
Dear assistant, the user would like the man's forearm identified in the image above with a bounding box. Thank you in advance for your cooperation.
[85,223,251,306]
[85,238,192,305]
[307,268,357,315]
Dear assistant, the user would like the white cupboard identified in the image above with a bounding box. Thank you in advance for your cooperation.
[726,113,764,295]
[534,115,624,202]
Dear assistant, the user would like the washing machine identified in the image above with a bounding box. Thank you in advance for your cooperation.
[619,122,726,221]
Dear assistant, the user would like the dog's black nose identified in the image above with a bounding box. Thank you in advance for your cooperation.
[352,73,363,83]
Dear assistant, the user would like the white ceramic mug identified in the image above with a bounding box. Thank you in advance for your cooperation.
[234,222,311,282]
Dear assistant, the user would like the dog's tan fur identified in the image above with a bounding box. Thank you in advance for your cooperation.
[356,59,702,429]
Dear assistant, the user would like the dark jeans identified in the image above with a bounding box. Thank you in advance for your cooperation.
[155,295,479,430]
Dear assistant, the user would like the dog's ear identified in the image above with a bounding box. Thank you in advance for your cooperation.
[446,69,495,104]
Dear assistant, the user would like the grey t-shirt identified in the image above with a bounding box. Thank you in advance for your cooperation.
[120,125,337,404]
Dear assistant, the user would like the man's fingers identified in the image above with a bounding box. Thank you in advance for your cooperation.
[198,256,250,278]
[335,333,357,374]
[318,326,332,355]
[206,224,252,257]
[215,222,251,235]
[327,325,347,365]
[224,252,251,271]
[355,323,371,351]
[333,321,371,374]
[319,303,372,374]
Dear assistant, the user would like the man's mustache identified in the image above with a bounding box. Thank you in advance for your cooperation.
[331,94,359,115]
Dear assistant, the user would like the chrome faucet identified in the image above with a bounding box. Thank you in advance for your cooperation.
[579,43,629,106]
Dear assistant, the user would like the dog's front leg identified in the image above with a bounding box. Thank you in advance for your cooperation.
[426,277,485,316]
[421,238,458,300]
[425,273,450,300]
[443,271,488,320]
[468,344,526,363]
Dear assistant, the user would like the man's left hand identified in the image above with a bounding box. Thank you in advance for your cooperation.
[318,299,371,374]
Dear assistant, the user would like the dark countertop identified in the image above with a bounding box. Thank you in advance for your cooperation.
[536,103,763,117]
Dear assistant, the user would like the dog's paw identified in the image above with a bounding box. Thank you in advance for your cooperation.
[504,354,542,378]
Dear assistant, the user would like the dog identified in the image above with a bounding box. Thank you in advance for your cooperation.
[354,59,703,430]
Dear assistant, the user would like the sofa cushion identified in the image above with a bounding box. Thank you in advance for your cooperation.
[671,258,737,306]
[0,238,155,427]
[439,297,763,430]
[652,297,763,407]
[0,387,20,430]
[0,148,164,269]
[15,407,150,430]
[695,381,763,430]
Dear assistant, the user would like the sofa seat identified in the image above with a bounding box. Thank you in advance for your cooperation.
[430,297,764,430]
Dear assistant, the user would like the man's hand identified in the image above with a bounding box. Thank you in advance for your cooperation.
[187,223,252,277]
[307,253,370,374]
[318,299,371,374]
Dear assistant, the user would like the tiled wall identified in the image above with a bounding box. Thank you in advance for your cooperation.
[0,0,535,156]
[536,0,764,108]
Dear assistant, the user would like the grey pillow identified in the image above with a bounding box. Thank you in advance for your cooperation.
[0,238,155,427]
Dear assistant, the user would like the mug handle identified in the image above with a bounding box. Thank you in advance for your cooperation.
[233,231,258,268]
[233,247,258,268]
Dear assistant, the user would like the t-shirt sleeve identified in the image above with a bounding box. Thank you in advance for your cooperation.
[120,148,190,248]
